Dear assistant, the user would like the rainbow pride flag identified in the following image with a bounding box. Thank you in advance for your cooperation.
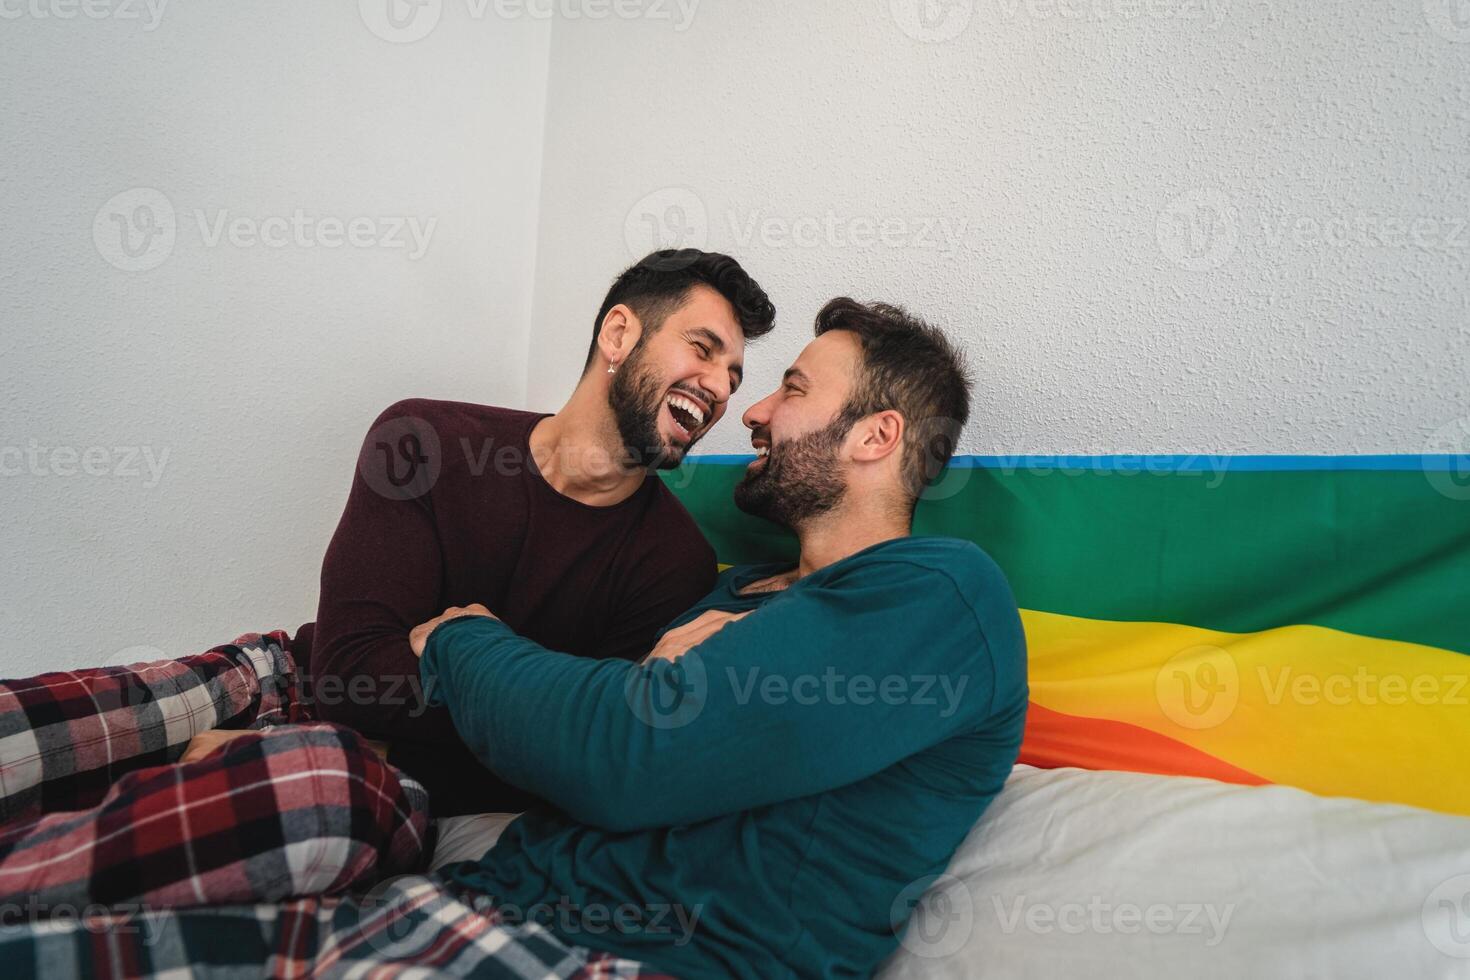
[661,455,1470,817]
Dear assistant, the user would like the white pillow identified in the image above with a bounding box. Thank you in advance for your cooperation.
[878,765,1470,979]
[429,811,520,872]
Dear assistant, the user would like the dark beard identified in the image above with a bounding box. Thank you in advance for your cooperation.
[733,416,852,529]
[607,348,680,470]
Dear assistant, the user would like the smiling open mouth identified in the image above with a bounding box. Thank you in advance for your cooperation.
[665,392,706,439]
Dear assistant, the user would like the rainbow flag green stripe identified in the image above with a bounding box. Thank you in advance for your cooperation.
[660,457,1470,655]
[661,455,1470,815]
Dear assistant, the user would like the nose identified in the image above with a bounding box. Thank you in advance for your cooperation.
[701,364,732,408]
[743,389,776,432]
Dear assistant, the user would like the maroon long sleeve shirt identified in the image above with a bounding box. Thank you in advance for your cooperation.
[297,398,716,816]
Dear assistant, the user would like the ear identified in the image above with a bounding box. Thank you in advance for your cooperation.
[849,409,905,463]
[596,304,645,368]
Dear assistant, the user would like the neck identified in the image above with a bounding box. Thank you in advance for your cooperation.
[792,496,910,579]
[529,380,647,507]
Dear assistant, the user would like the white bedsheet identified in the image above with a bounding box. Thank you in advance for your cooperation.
[878,765,1470,979]
[429,811,518,872]
[429,766,1470,979]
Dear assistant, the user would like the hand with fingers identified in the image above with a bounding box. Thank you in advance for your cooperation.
[643,608,751,664]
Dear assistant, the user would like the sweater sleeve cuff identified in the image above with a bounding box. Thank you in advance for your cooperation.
[419,614,514,707]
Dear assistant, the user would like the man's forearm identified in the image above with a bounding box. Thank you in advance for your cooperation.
[312,632,461,743]
[419,557,999,833]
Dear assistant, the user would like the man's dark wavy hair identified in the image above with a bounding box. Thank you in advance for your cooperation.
[583,250,776,371]
[815,297,972,509]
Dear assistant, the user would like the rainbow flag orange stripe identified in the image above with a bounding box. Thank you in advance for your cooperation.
[1019,702,1270,786]
[668,455,1470,816]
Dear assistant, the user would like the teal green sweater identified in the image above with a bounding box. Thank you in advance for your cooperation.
[421,536,1028,979]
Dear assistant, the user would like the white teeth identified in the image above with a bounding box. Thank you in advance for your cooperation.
[666,393,705,426]
[754,445,769,457]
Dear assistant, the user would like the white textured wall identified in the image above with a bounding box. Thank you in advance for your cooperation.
[1,4,550,674]
[4,1,1468,677]
[525,0,1470,455]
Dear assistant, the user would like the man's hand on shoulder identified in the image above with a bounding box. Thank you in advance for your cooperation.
[643,609,751,664]
[410,604,498,658]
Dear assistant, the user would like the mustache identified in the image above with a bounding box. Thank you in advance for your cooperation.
[668,382,716,413]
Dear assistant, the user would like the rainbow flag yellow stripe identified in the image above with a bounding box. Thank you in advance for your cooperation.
[670,455,1470,816]
[1022,610,1469,814]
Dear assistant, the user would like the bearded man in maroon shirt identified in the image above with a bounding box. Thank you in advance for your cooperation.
[295,249,776,815]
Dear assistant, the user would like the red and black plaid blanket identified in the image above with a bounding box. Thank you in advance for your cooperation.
[0,872,675,979]
[0,632,428,913]
[0,634,667,978]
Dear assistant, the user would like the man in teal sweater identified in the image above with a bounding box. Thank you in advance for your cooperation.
[409,297,1029,979]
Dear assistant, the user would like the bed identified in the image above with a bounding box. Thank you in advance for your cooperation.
[655,453,1470,976]
[429,765,1470,979]
[12,452,1465,977]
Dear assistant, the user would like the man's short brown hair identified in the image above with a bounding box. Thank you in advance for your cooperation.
[815,297,972,507]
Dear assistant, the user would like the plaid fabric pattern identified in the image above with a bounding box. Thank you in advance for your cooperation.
[0,631,304,824]
[0,722,430,914]
[0,634,430,917]
[0,874,675,980]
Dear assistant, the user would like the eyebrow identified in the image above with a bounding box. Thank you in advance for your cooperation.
[689,327,744,385]
[782,367,810,386]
